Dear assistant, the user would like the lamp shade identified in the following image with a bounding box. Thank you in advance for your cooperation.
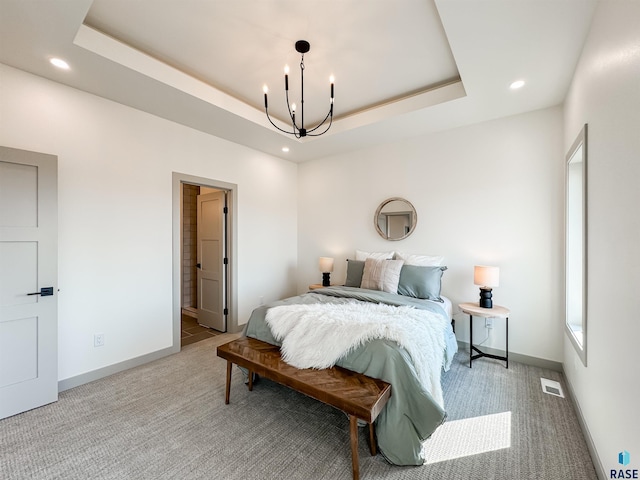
[474,265,499,287]
[319,257,334,273]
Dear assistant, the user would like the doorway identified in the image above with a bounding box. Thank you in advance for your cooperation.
[181,185,227,345]
[172,173,238,351]
[0,146,58,419]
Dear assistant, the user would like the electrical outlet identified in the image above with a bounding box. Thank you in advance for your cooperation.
[485,318,493,329]
[94,333,105,347]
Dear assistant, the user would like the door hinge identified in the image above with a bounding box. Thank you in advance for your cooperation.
[223,257,228,265]
[223,308,229,315]
[223,206,228,214]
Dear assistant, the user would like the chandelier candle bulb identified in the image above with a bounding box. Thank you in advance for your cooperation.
[263,85,268,108]
[284,65,289,90]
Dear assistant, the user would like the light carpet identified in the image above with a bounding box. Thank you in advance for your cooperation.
[0,334,598,479]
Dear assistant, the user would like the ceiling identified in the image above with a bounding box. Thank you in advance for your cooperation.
[0,0,597,162]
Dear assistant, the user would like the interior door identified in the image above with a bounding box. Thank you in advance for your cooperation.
[196,191,226,332]
[0,146,58,419]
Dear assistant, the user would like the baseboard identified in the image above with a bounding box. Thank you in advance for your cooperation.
[181,307,198,319]
[457,341,563,372]
[233,322,248,334]
[562,373,606,480]
[58,345,179,392]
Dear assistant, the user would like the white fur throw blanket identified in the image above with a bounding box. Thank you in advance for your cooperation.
[265,301,449,407]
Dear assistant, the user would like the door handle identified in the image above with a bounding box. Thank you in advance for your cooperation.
[27,287,54,297]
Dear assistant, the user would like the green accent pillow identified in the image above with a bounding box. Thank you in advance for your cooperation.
[397,265,447,302]
[345,259,365,287]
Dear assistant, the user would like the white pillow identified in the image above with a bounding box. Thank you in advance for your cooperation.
[360,258,404,293]
[355,249,395,261]
[396,252,444,266]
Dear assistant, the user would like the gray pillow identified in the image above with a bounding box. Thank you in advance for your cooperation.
[397,265,447,302]
[344,260,365,287]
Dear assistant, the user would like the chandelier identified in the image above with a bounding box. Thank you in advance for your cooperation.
[263,40,334,138]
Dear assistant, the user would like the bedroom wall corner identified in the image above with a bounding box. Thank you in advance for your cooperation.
[297,106,565,364]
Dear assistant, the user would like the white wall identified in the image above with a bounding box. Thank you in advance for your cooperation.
[0,64,298,382]
[563,1,640,473]
[298,106,564,362]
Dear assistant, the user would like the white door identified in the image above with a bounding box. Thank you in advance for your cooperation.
[196,191,226,331]
[0,146,58,419]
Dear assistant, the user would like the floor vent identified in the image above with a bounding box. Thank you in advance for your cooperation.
[541,378,564,398]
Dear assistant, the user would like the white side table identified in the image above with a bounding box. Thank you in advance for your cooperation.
[459,302,510,369]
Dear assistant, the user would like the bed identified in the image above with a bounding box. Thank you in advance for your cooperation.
[242,256,458,466]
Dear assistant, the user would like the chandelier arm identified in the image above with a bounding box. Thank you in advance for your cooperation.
[305,107,333,134]
[306,114,333,137]
[264,108,297,135]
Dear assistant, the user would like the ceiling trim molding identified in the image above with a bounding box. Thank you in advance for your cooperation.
[74,23,467,145]
[73,24,274,129]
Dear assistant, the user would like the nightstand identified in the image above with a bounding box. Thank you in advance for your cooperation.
[459,302,510,369]
[309,284,333,290]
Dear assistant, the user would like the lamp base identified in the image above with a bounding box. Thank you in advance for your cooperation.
[322,272,331,287]
[479,287,493,309]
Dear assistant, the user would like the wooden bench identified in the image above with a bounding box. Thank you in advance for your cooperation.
[217,337,391,480]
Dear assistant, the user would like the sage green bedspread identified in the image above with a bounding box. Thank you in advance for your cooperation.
[243,286,457,466]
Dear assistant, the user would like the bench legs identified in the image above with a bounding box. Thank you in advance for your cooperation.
[349,416,378,480]
[368,423,376,456]
[224,360,254,406]
[225,361,232,405]
[224,359,377,480]
[350,416,360,480]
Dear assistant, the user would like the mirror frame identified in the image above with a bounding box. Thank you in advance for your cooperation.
[565,124,588,366]
[374,197,417,241]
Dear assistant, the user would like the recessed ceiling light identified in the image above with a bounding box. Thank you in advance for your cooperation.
[50,58,70,70]
[510,80,525,90]
[282,147,290,153]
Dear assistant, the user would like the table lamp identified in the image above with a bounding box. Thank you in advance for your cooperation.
[319,257,334,287]
[474,265,499,308]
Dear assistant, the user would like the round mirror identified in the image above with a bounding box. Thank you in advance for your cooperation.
[374,197,417,241]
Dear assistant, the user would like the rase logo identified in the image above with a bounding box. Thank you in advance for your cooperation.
[611,451,638,479]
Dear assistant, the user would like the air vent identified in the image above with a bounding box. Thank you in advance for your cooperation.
[540,378,564,398]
